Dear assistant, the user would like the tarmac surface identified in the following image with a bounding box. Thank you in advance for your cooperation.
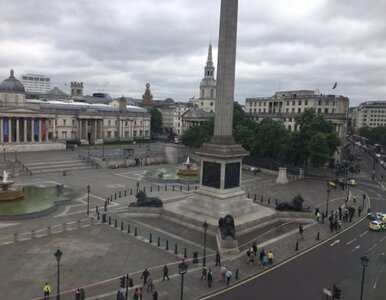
[0,145,369,299]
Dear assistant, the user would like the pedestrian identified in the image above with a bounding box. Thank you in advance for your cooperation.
[321,212,326,224]
[43,282,51,300]
[220,265,226,283]
[80,288,85,300]
[338,219,342,229]
[252,241,257,255]
[116,291,122,300]
[139,287,143,300]
[140,268,150,286]
[268,250,274,265]
[329,221,334,233]
[225,269,232,287]
[207,268,213,288]
[147,275,154,293]
[133,288,139,300]
[249,249,255,265]
[299,224,304,239]
[200,265,208,280]
[152,290,158,300]
[259,249,265,267]
[246,248,251,263]
[334,220,338,231]
[316,211,321,222]
[358,206,362,217]
[75,288,81,300]
[215,251,221,266]
[162,265,170,281]
[263,253,269,267]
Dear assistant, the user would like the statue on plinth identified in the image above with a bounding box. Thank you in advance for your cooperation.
[218,215,236,239]
[276,194,304,211]
[129,190,163,207]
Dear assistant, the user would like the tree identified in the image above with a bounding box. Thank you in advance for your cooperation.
[150,108,163,134]
[180,120,213,148]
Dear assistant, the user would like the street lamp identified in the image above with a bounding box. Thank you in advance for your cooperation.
[87,185,90,215]
[54,248,63,300]
[202,220,208,267]
[325,189,330,216]
[178,259,189,300]
[360,253,370,300]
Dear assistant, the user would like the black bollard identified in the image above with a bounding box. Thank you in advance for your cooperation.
[124,190,127,197]
[295,241,299,251]
[114,193,117,200]
[180,186,182,192]
[261,195,263,202]
[316,232,320,240]
[150,186,152,192]
[247,193,250,198]
[195,186,197,190]
[104,201,107,212]
[158,186,160,192]
[174,244,178,254]
[184,248,187,258]
[165,185,167,191]
[121,221,124,231]
[187,185,190,191]
[97,212,100,220]
[268,197,270,204]
[130,188,132,195]
[114,219,117,228]
[166,240,169,251]
[128,224,131,234]
[96,205,99,214]
[275,199,278,205]
[254,194,257,201]
[143,187,146,193]
[235,268,239,280]
[149,233,152,243]
[157,237,160,247]
[134,227,138,236]
[118,191,121,198]
[108,216,111,225]
[111,195,113,202]
[173,185,175,191]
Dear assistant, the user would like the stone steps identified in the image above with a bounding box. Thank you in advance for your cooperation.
[21,159,93,174]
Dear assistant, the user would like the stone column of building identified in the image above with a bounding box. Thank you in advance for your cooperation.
[85,120,89,143]
[30,118,35,143]
[9,118,13,143]
[16,118,20,143]
[93,120,97,141]
[122,119,126,139]
[52,118,56,140]
[0,118,3,143]
[38,119,42,142]
[24,118,27,142]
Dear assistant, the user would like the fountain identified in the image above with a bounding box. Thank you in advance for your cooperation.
[177,156,199,176]
[0,170,23,200]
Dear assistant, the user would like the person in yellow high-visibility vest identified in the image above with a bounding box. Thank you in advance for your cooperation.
[268,251,274,265]
[43,282,51,299]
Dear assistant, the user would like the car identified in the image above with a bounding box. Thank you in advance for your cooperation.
[328,180,336,187]
[368,220,385,231]
[367,212,386,221]
[348,179,357,186]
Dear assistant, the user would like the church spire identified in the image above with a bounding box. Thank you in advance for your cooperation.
[204,42,214,78]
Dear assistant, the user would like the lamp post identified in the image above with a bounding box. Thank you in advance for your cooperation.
[54,248,63,300]
[87,185,90,215]
[178,259,189,300]
[202,220,208,267]
[360,253,370,300]
[325,189,330,216]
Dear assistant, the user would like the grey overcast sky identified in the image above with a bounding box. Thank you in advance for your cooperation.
[0,0,385,106]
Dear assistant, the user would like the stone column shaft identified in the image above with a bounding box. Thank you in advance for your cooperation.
[213,0,238,138]
[24,118,27,142]
[31,119,35,143]
[16,118,19,143]
[0,118,3,143]
[9,119,12,143]
[38,119,42,142]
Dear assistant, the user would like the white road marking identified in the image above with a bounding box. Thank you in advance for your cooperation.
[360,231,369,237]
[380,237,386,242]
[346,238,357,245]
[369,244,377,252]
[351,245,361,252]
[330,240,340,246]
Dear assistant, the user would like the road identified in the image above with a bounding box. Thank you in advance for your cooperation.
[208,148,386,300]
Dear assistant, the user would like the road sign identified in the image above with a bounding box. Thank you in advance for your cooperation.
[323,288,332,296]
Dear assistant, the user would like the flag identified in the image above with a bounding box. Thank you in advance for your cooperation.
[332,82,337,89]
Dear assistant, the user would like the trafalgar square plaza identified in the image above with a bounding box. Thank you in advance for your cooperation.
[0,1,369,299]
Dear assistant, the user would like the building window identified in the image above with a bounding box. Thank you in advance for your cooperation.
[107,131,111,138]
[325,108,329,114]
[287,101,289,106]
[318,100,322,105]
[298,101,301,105]
[288,125,291,131]
[72,120,75,126]
[292,101,295,105]
[55,120,57,125]
[286,108,289,113]
[201,89,204,98]
[210,101,213,106]
[62,131,67,139]
[318,108,321,113]
[292,108,295,113]
[298,108,301,113]
[249,108,252,113]
[254,108,256,113]
[63,119,66,126]
[114,131,118,138]
[210,89,214,98]
[108,120,111,126]
[305,101,308,105]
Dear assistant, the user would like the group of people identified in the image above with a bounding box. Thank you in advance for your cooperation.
[246,242,274,268]
[139,268,157,299]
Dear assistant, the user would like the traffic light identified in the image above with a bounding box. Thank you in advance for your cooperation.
[333,284,341,299]
[119,276,126,288]
[128,277,133,287]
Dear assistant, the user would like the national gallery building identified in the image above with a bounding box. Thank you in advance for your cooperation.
[0,70,150,151]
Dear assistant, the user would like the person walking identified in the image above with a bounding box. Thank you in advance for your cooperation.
[299,224,304,239]
[201,265,208,280]
[152,290,158,300]
[225,269,232,287]
[80,288,85,300]
[220,265,226,283]
[259,249,265,268]
[252,241,257,255]
[133,288,139,300]
[147,275,154,293]
[207,268,213,288]
[162,265,170,281]
[140,268,150,286]
[246,248,251,264]
[75,288,81,300]
[316,211,321,222]
[268,250,274,265]
[215,251,221,266]
[43,282,51,300]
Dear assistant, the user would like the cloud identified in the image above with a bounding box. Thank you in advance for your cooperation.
[0,0,385,105]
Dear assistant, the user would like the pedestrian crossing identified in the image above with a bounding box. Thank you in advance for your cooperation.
[21,158,93,174]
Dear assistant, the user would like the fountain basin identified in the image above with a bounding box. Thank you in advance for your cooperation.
[176,169,199,176]
[0,187,23,201]
[145,166,199,184]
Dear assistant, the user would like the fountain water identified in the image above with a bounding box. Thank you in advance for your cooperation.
[0,170,23,200]
[177,156,198,176]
